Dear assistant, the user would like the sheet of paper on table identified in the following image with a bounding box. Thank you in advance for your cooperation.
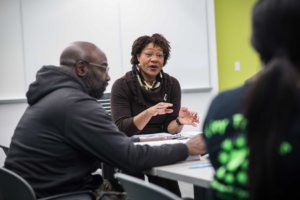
[134,131,203,161]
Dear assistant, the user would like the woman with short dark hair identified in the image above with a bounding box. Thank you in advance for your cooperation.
[111,33,202,196]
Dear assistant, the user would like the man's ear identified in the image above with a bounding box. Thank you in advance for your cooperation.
[75,62,88,77]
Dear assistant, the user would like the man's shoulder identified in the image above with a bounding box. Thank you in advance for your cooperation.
[204,84,248,124]
[213,84,248,105]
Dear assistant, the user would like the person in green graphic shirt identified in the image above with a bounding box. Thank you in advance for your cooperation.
[202,0,300,199]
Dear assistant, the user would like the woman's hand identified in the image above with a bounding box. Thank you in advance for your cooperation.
[134,102,173,131]
[146,102,174,116]
[178,107,200,127]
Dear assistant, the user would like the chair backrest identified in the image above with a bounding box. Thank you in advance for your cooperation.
[0,167,36,200]
[98,93,111,115]
[0,145,9,156]
[115,173,182,200]
[0,167,96,200]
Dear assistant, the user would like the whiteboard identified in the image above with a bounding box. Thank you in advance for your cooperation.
[0,0,213,101]
[120,0,211,90]
[21,0,123,93]
[0,0,26,100]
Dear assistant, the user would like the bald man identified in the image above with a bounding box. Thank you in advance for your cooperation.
[4,41,206,198]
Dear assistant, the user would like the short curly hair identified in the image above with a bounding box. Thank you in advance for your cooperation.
[130,33,171,66]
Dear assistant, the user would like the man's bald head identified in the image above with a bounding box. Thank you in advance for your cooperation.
[59,41,106,67]
[59,41,110,99]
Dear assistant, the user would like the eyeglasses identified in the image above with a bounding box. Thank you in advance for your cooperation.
[78,59,109,73]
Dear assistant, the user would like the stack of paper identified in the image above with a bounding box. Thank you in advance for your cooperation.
[134,131,203,161]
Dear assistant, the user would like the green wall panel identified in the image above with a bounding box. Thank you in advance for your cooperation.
[215,0,261,91]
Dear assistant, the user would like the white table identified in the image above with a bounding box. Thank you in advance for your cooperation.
[136,132,214,187]
[149,158,214,188]
[146,157,214,200]
[136,131,215,199]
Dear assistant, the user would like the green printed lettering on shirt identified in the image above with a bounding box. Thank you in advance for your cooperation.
[279,141,292,156]
[224,173,234,184]
[204,119,230,138]
[227,148,248,172]
[219,152,229,164]
[236,171,247,185]
[232,114,247,130]
[241,160,248,170]
[211,179,249,199]
[211,179,234,193]
[214,134,249,199]
[235,136,246,148]
[216,166,226,179]
[222,139,233,151]
[236,189,249,199]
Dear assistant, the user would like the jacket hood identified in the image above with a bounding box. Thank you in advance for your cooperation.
[26,65,87,105]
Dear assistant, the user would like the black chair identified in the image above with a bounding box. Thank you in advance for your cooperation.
[0,145,9,156]
[98,93,111,115]
[0,167,96,200]
[115,172,182,200]
[40,191,96,200]
[98,93,122,190]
